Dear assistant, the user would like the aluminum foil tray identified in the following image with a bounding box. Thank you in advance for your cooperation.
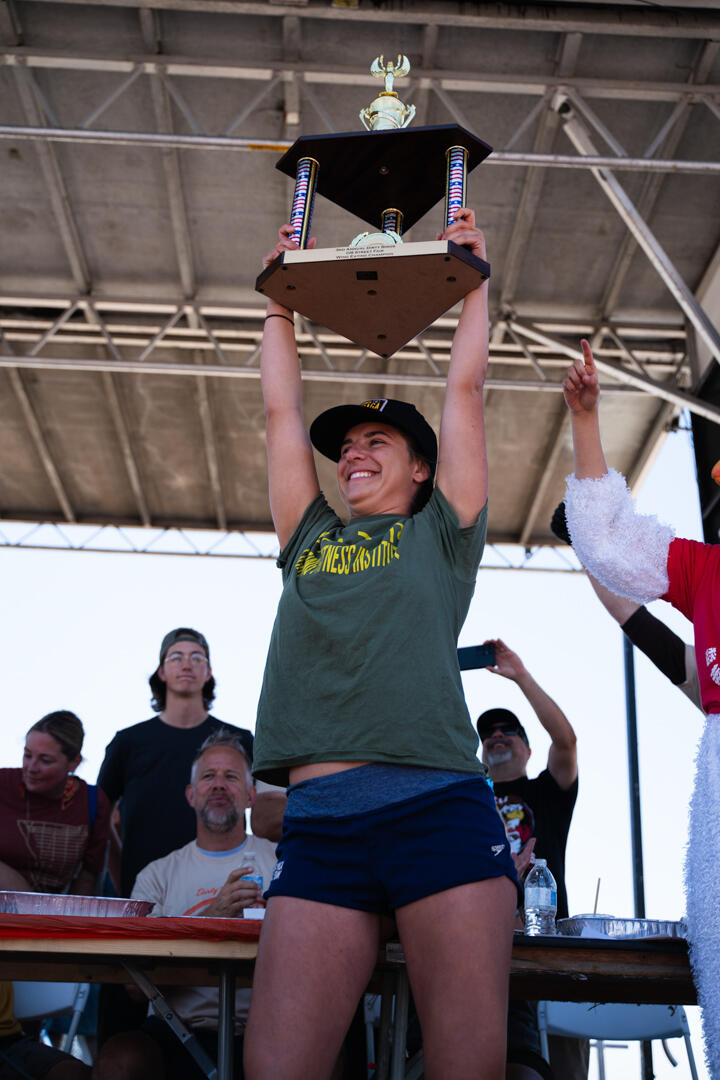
[0,891,154,917]
[557,915,685,940]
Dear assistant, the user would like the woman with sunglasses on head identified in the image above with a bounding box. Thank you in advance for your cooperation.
[244,210,517,1080]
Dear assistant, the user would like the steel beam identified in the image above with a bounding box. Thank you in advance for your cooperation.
[18,0,720,39]
[518,410,570,549]
[0,351,661,400]
[83,298,154,526]
[413,23,438,127]
[186,304,228,533]
[193,350,227,532]
[552,93,720,365]
[140,12,198,300]
[9,68,91,293]
[3,49,720,104]
[79,65,145,129]
[0,521,585,566]
[6,367,76,522]
[3,124,719,178]
[509,320,720,426]
[626,401,678,492]
[100,370,153,527]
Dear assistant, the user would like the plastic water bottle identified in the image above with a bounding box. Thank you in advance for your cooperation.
[239,851,263,891]
[524,858,557,936]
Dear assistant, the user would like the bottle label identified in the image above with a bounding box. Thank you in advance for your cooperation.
[525,887,556,908]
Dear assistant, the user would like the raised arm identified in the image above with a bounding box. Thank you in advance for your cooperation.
[562,340,673,603]
[435,209,490,527]
[563,339,607,479]
[483,639,577,789]
[261,226,321,549]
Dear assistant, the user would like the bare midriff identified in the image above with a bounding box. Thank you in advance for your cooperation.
[289,761,372,785]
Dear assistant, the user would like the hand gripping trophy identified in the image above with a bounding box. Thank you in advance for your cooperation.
[256,55,493,358]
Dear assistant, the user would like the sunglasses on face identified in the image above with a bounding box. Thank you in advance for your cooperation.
[482,728,520,741]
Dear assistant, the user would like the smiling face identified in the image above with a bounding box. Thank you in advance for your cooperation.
[22,731,80,799]
[481,726,531,780]
[337,421,431,518]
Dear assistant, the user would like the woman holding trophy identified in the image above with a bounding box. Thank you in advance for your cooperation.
[244,209,516,1080]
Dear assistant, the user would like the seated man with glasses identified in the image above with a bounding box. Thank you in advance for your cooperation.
[476,639,583,1080]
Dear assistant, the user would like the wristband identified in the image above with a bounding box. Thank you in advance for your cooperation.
[264,314,295,326]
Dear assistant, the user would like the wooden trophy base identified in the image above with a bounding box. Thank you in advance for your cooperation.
[255,240,490,358]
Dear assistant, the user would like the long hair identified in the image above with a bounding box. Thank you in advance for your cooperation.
[28,710,84,761]
[403,432,434,515]
[149,672,216,713]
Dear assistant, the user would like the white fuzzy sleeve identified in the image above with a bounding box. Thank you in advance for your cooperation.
[565,468,674,604]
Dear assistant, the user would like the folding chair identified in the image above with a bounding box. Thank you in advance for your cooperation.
[537,1001,699,1080]
[12,981,92,1062]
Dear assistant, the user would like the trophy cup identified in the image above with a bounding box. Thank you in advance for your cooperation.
[256,55,492,358]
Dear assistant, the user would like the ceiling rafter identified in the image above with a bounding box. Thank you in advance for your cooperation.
[10,64,91,293]
[185,304,229,533]
[600,38,720,322]
[3,49,720,106]
[552,92,720,364]
[82,299,154,528]
[139,11,198,300]
[508,320,720,426]
[20,0,720,39]
[6,366,76,522]
[518,410,570,549]
[4,124,718,178]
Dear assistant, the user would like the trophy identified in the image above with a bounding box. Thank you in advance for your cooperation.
[256,55,492,358]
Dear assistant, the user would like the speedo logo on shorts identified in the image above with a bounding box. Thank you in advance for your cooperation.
[361,399,388,411]
[271,861,284,881]
[491,844,506,857]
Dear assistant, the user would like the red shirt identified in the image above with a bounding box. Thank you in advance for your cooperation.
[0,770,110,893]
[663,538,720,716]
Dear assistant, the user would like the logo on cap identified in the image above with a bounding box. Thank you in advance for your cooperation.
[361,399,388,411]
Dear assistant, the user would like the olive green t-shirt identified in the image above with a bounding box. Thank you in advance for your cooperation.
[253,487,488,786]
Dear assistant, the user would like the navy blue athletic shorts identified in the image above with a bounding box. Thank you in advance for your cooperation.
[266,776,517,914]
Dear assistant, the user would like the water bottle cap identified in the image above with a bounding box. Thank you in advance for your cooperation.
[534,858,547,867]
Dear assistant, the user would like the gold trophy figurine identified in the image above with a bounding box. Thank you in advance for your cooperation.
[359,55,416,132]
[352,56,416,248]
[256,51,492,358]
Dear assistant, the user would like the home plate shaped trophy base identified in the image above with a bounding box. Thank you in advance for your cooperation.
[257,239,490,359]
[254,57,493,358]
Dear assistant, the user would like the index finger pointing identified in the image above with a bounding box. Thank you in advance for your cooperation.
[580,338,596,374]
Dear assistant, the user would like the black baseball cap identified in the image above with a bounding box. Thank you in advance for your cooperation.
[159,628,210,665]
[309,398,438,477]
[476,708,529,746]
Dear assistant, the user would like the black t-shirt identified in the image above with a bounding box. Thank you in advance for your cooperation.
[97,716,254,895]
[491,768,577,918]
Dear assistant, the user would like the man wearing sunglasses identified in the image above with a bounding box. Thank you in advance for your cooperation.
[476,639,582,1080]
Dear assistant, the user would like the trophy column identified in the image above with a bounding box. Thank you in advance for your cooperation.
[381,209,404,238]
[256,55,493,358]
[445,146,469,228]
[289,156,319,249]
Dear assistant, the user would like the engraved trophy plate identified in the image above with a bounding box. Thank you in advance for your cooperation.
[256,55,493,357]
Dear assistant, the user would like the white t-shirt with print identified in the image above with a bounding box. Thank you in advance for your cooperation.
[132,835,276,1031]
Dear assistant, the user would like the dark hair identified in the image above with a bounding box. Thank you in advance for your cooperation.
[403,431,434,515]
[149,671,216,713]
[190,727,252,785]
[27,710,84,761]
